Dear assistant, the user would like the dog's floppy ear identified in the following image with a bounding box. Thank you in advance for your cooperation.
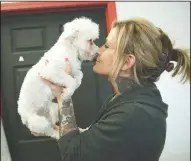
[63,29,79,42]
[62,24,79,42]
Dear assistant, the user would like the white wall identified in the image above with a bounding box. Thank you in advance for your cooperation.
[115,2,190,161]
[1,121,12,161]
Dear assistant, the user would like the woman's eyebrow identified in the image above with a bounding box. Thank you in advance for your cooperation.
[106,39,115,48]
[105,39,110,45]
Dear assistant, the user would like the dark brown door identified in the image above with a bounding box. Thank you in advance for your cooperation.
[1,8,113,161]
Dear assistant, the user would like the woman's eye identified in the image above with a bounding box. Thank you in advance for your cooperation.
[104,44,109,48]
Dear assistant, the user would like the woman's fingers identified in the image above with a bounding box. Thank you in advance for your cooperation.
[41,77,62,90]
[41,78,55,87]
[41,77,65,89]
[31,132,45,136]
[65,58,72,75]
[54,125,65,132]
[41,77,65,98]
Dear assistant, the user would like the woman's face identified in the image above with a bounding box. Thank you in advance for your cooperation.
[93,28,117,75]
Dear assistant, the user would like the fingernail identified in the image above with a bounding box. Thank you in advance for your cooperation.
[65,58,69,62]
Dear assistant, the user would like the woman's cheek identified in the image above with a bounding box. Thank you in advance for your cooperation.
[93,61,110,75]
[97,46,105,54]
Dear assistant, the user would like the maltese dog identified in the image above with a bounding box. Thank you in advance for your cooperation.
[17,17,99,139]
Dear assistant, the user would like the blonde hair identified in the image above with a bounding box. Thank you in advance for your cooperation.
[109,18,190,85]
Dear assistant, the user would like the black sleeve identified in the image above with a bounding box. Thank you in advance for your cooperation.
[57,104,135,161]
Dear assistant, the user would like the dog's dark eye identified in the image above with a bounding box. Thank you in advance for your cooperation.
[88,39,93,45]
[104,44,109,48]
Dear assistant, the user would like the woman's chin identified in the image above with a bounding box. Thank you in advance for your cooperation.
[93,65,107,76]
[93,64,101,74]
[93,65,98,73]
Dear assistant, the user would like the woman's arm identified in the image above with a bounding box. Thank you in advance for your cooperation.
[57,98,78,137]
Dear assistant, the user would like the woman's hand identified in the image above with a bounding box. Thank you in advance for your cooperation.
[31,125,59,137]
[31,132,46,137]
[41,79,64,99]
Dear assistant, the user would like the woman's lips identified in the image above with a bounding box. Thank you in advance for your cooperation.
[96,56,101,62]
[92,53,99,61]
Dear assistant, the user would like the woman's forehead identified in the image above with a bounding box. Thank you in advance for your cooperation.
[106,28,117,45]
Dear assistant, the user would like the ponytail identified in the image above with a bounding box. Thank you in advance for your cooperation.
[171,48,190,83]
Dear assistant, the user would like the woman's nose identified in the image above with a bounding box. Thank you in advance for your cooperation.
[97,46,103,55]
[93,53,99,61]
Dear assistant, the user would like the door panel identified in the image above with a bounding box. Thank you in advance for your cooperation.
[1,8,113,161]
[11,26,46,52]
[14,66,31,101]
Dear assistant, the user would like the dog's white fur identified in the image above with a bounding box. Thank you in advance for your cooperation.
[17,17,99,139]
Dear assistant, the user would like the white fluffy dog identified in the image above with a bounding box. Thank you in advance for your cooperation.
[17,17,99,139]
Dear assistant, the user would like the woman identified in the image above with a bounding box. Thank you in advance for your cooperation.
[33,18,190,161]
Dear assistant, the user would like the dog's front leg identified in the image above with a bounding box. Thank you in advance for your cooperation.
[72,70,83,89]
[56,72,77,100]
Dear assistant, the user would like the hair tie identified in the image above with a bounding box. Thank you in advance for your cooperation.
[165,62,174,72]
[171,49,178,62]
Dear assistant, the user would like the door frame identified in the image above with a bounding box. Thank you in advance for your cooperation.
[1,1,117,33]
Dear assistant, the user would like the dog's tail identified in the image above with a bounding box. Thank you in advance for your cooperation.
[27,114,54,136]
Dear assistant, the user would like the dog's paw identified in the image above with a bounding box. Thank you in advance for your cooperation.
[79,127,89,133]
[51,130,60,140]
[75,79,82,89]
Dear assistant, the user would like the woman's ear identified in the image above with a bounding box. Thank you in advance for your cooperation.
[121,54,136,71]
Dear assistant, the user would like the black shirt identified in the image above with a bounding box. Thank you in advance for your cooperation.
[58,83,168,161]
